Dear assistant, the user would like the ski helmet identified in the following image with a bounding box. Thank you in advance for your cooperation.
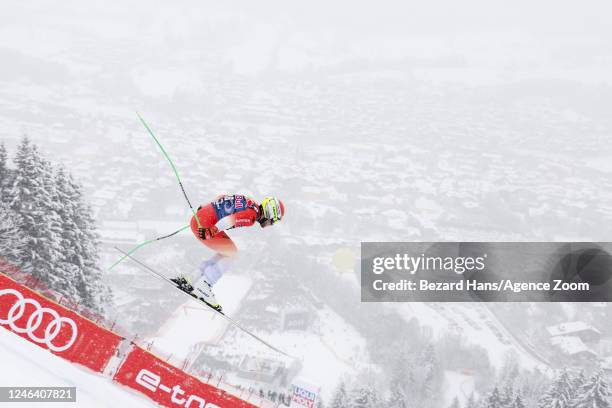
[260,196,285,224]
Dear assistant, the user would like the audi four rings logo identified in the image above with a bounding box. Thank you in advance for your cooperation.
[0,288,78,352]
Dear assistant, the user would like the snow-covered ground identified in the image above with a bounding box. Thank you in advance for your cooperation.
[0,329,153,408]
[443,370,476,407]
[398,303,550,371]
[149,274,253,359]
[288,307,369,401]
[237,306,369,401]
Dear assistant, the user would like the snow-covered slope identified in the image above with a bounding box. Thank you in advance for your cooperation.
[0,329,154,408]
[150,274,253,359]
[399,302,550,371]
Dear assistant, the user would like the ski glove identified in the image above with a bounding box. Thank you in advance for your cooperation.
[198,226,218,240]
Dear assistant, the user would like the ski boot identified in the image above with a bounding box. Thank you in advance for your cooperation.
[193,277,223,313]
[170,275,194,293]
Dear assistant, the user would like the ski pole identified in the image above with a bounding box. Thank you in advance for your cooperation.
[108,113,203,270]
[107,224,190,271]
[136,112,202,229]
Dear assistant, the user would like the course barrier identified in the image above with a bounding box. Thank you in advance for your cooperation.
[0,272,122,373]
[0,271,260,407]
[114,346,258,408]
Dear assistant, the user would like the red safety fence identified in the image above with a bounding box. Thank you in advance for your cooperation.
[0,272,122,373]
[114,346,258,408]
[0,269,263,407]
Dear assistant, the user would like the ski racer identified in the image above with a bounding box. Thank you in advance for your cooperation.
[171,195,285,311]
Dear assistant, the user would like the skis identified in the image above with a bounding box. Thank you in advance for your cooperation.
[113,247,296,360]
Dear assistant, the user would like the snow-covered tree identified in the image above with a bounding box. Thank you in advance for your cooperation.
[387,351,411,408]
[538,370,574,408]
[499,352,520,390]
[465,393,478,408]
[516,368,552,407]
[40,156,77,297]
[330,381,349,408]
[512,395,526,408]
[387,387,408,408]
[0,202,26,264]
[486,387,504,408]
[8,137,111,311]
[64,170,111,311]
[0,142,9,197]
[10,138,64,282]
[418,344,442,402]
[500,384,514,407]
[571,370,588,398]
[572,371,611,408]
[349,385,381,408]
[53,167,86,300]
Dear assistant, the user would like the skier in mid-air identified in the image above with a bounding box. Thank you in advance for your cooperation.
[171,195,285,311]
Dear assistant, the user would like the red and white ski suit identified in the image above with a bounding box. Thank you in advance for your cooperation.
[190,194,260,257]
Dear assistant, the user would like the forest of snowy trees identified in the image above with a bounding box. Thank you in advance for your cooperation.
[0,137,111,313]
[324,367,612,408]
